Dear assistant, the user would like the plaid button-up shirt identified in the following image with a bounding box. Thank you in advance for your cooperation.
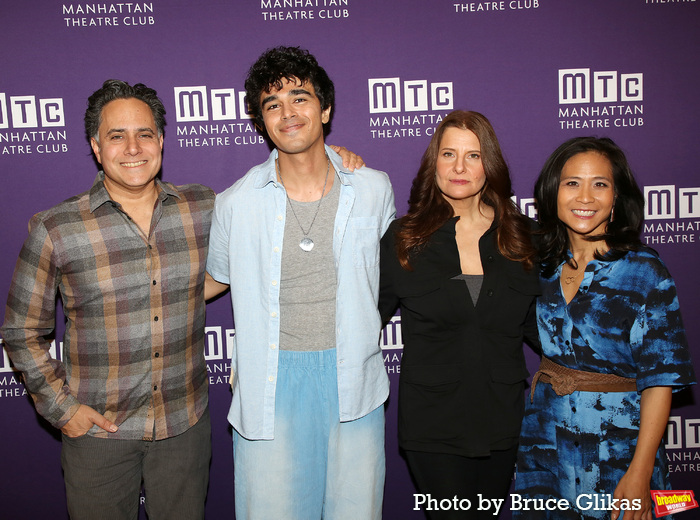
[1,173,215,441]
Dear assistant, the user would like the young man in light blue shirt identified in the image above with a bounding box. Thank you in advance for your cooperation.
[205,46,395,519]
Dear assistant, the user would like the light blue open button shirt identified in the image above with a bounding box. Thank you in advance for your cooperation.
[206,146,396,440]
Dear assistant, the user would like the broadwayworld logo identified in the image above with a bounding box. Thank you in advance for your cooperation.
[651,490,698,517]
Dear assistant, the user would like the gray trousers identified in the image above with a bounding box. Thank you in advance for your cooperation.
[61,408,211,520]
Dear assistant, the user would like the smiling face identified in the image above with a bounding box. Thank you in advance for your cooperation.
[259,77,331,158]
[557,151,615,239]
[434,127,486,209]
[90,97,163,197]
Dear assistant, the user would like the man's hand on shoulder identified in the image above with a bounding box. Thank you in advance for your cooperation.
[329,145,365,171]
[61,404,118,437]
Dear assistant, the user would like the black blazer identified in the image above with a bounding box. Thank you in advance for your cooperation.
[379,217,540,457]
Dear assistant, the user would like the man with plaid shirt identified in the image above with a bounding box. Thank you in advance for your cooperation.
[0,79,214,520]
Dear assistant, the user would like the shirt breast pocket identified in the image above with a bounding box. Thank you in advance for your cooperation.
[350,216,380,268]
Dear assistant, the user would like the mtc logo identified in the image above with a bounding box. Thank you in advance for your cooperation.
[644,185,700,220]
[666,416,700,449]
[0,339,9,374]
[0,93,65,129]
[173,86,251,122]
[381,316,403,349]
[368,78,454,114]
[558,69,643,104]
[203,326,236,361]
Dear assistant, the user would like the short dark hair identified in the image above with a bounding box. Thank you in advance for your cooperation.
[85,79,166,140]
[534,136,645,276]
[244,46,334,127]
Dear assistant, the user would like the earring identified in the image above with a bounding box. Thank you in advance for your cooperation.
[610,197,617,222]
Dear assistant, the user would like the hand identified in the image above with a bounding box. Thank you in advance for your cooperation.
[61,404,118,438]
[329,145,365,171]
[611,468,653,520]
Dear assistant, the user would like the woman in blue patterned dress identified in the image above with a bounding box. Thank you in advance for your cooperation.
[514,137,695,520]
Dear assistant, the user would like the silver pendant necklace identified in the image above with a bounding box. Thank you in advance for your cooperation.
[277,154,330,252]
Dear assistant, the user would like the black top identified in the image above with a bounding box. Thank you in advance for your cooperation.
[379,217,540,457]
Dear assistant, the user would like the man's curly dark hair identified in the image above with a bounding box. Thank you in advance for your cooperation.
[245,46,334,128]
[85,79,166,141]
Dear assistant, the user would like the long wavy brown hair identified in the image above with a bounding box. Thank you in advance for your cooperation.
[395,110,536,271]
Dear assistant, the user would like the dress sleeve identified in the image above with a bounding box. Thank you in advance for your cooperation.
[523,298,541,354]
[378,226,400,324]
[0,216,81,428]
[633,270,696,392]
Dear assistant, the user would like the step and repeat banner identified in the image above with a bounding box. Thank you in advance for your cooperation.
[1,1,699,518]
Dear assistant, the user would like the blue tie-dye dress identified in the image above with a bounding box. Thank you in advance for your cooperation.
[514,249,695,519]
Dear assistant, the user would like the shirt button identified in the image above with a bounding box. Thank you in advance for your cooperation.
[571,407,577,413]
[271,312,277,318]
[277,215,283,221]
[153,385,158,391]
[274,247,280,253]
[487,289,494,297]
[155,352,160,358]
[268,376,274,382]
[270,344,276,350]
[154,316,159,322]
[271,280,278,286]
[487,255,494,262]
[152,280,157,285]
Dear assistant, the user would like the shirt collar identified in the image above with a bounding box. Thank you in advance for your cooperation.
[254,145,352,190]
[88,171,179,213]
[557,249,617,277]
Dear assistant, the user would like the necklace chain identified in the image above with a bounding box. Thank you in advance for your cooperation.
[563,266,584,285]
[276,154,330,251]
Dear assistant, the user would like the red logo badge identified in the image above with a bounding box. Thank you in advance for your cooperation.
[651,490,699,517]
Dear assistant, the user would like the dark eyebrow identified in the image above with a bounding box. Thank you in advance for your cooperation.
[261,94,278,107]
[289,88,312,97]
[105,127,155,136]
[261,88,313,108]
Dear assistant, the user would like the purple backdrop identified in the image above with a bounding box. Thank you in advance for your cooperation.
[1,1,699,518]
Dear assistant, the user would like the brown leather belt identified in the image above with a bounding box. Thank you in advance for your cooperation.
[530,356,636,402]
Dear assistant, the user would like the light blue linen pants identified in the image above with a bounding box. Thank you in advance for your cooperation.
[233,348,385,520]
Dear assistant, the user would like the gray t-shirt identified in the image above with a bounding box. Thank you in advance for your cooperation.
[453,273,483,306]
[279,175,340,351]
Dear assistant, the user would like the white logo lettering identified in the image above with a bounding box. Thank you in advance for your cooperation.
[559,69,643,104]
[369,78,453,114]
[204,326,236,361]
[0,94,65,129]
[645,185,675,220]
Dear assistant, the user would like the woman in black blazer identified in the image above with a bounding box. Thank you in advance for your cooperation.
[379,110,539,519]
